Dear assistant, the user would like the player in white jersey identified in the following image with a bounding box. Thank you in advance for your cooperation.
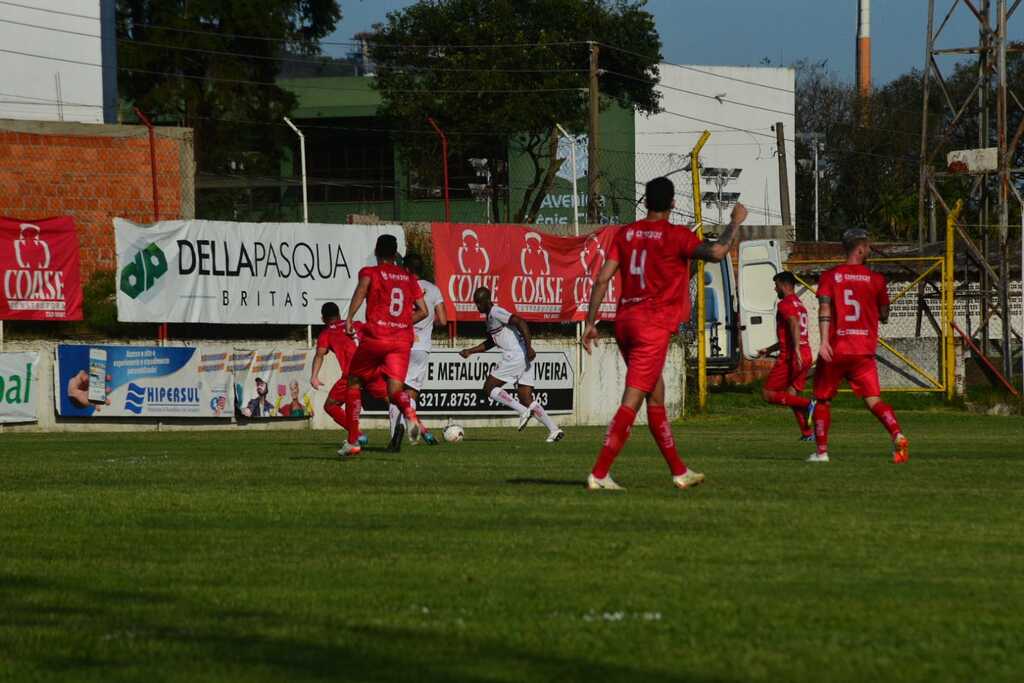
[459,286,564,442]
[388,254,447,448]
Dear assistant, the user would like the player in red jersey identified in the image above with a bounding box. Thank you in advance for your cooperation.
[310,302,388,447]
[810,228,908,463]
[341,234,437,455]
[581,177,746,490]
[758,271,815,440]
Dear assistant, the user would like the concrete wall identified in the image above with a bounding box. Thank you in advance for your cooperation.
[1,338,687,433]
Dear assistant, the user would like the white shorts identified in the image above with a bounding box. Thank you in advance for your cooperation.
[489,351,534,387]
[405,349,430,391]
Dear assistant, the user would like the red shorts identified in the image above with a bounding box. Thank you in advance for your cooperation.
[813,354,881,400]
[328,374,389,402]
[614,317,673,393]
[764,348,813,392]
[348,336,411,385]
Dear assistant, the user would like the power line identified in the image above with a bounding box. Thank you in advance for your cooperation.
[605,69,794,118]
[0,0,97,20]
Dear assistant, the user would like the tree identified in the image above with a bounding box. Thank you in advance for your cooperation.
[368,0,661,223]
[116,0,341,217]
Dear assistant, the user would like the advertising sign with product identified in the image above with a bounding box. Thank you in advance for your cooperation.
[232,348,317,419]
[0,216,83,321]
[362,350,574,416]
[114,219,405,325]
[0,351,39,423]
[54,345,232,418]
[430,223,621,323]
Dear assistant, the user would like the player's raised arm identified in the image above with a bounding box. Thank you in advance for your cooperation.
[345,274,371,335]
[694,203,747,263]
[583,257,620,354]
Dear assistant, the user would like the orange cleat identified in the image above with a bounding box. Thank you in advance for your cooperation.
[892,435,909,464]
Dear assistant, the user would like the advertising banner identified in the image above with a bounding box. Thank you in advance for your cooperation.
[431,223,621,323]
[362,350,574,416]
[0,352,39,423]
[232,349,317,419]
[0,216,83,321]
[114,219,405,324]
[54,344,232,418]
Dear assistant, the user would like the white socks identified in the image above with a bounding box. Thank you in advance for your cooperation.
[388,403,401,437]
[531,401,559,433]
[489,387,529,416]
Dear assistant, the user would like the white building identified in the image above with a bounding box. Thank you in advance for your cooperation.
[0,0,116,124]
[635,64,796,228]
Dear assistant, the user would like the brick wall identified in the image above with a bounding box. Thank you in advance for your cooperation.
[0,119,194,278]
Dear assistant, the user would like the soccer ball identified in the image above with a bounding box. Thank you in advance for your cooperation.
[443,424,465,443]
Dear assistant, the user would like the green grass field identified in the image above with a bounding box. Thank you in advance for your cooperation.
[2,398,1023,682]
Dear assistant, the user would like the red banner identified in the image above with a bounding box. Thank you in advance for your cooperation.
[431,223,621,322]
[0,216,83,321]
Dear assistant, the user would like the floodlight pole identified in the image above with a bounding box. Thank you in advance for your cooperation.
[284,116,313,349]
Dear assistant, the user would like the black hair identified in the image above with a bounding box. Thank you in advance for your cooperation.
[404,252,424,276]
[375,234,399,260]
[644,177,675,212]
[773,271,798,288]
[321,301,340,319]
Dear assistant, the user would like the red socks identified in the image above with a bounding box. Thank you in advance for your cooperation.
[765,390,811,410]
[813,401,831,454]
[870,402,902,439]
[324,402,347,429]
[344,385,362,445]
[591,405,637,478]
[390,389,419,424]
[792,408,812,438]
[647,405,687,476]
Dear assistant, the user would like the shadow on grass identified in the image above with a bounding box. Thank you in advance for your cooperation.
[506,478,584,487]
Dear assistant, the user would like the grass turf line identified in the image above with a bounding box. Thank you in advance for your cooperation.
[1,404,1022,682]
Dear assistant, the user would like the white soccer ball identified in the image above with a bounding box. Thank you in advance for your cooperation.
[443,424,465,443]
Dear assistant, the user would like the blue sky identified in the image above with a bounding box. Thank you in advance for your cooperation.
[325,1,1003,85]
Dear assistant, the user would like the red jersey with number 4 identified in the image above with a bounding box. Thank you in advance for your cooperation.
[317,321,357,373]
[776,294,810,357]
[359,264,424,343]
[817,264,889,356]
[609,219,701,332]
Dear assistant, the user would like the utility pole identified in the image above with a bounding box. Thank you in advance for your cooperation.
[775,122,792,228]
[587,41,601,223]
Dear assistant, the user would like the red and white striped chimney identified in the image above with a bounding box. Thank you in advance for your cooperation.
[856,0,872,96]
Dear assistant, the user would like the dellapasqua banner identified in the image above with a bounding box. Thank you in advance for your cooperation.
[114,219,405,324]
[54,344,232,418]
[0,352,39,423]
[0,216,83,321]
[231,348,316,419]
[430,223,620,322]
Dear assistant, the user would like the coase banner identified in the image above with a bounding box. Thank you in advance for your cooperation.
[0,352,39,424]
[114,219,405,324]
[0,216,83,321]
[431,223,621,322]
[363,350,574,416]
[232,349,317,419]
[54,344,232,418]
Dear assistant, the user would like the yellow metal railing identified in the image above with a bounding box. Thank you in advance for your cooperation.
[692,131,710,412]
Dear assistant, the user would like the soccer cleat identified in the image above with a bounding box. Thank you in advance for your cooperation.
[892,434,909,464]
[586,473,624,491]
[546,429,565,443]
[421,428,439,446]
[672,469,705,489]
[358,433,369,447]
[806,399,817,424]
[337,441,362,457]
[799,434,815,442]
[387,422,405,453]
[806,452,830,463]
[518,404,536,431]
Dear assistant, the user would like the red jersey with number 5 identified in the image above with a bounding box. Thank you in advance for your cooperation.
[359,263,424,344]
[817,264,889,356]
[609,219,701,332]
[776,294,810,357]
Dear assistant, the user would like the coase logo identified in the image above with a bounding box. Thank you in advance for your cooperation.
[120,243,167,299]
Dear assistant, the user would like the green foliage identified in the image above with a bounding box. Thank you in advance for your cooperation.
[368,0,662,222]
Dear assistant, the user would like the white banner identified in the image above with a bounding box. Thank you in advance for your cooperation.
[0,351,39,423]
[231,348,317,419]
[114,219,405,325]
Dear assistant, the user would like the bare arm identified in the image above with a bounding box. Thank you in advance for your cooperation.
[345,275,371,335]
[786,315,804,370]
[759,342,781,357]
[879,304,890,325]
[693,203,747,263]
[411,297,428,324]
[818,296,833,362]
[460,338,495,358]
[434,303,448,327]
[582,258,620,354]
[510,314,536,361]
[310,347,328,389]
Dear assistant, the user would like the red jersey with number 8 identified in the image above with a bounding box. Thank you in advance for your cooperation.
[817,264,889,356]
[359,263,424,343]
[609,219,701,332]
